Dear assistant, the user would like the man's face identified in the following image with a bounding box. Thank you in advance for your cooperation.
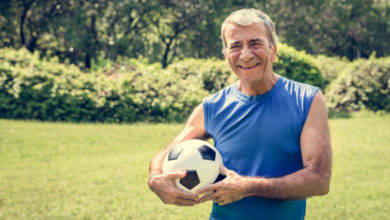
[224,23,277,83]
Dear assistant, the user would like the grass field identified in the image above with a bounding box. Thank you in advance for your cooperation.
[1,113,389,219]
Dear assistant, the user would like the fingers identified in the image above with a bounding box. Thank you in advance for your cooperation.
[219,165,228,175]
[151,170,201,206]
[175,188,199,202]
[198,190,232,206]
[198,189,227,205]
[197,184,222,203]
[196,184,219,197]
[160,188,199,206]
[199,190,218,203]
[166,170,187,179]
[174,197,199,206]
[162,195,199,206]
[217,199,231,206]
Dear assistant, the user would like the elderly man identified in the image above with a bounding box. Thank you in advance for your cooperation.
[148,8,331,220]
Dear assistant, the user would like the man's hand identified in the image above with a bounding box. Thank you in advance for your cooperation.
[197,166,248,206]
[148,171,200,206]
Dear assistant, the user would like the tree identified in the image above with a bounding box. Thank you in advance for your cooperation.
[44,0,158,68]
[150,0,208,68]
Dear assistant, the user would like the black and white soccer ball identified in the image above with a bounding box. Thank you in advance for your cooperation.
[162,139,224,193]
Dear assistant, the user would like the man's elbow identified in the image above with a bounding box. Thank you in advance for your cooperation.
[318,180,330,196]
[316,173,331,196]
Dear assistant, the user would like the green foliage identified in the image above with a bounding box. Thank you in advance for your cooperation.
[314,55,350,89]
[274,43,325,89]
[0,48,99,121]
[326,56,390,112]
[2,47,389,122]
[0,46,329,123]
[167,58,235,93]
[168,44,327,93]
[2,0,389,69]
[0,48,208,123]
[261,0,390,60]
[116,63,208,122]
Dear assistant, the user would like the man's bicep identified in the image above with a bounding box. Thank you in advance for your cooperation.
[300,91,332,178]
[169,103,209,147]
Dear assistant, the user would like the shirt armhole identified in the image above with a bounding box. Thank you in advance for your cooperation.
[302,87,320,126]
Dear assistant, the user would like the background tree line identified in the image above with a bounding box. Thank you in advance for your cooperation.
[1,0,389,69]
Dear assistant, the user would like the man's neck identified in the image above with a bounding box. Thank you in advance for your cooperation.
[238,73,279,96]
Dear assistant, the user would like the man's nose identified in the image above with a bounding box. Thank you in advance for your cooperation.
[239,45,253,61]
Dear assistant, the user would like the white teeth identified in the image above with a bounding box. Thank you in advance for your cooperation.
[238,63,260,69]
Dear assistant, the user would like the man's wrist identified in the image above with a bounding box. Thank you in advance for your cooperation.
[243,177,268,197]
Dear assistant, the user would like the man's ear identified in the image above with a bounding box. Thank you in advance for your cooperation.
[271,44,277,63]
[224,51,228,64]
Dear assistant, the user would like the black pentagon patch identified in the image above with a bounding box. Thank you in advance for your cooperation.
[213,173,226,184]
[180,170,200,190]
[197,145,216,161]
[168,146,183,161]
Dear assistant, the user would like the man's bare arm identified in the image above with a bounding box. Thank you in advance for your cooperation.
[246,90,332,199]
[198,91,332,205]
[148,103,209,178]
[148,103,209,206]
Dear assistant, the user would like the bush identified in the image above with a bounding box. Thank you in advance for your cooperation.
[0,45,334,123]
[169,44,325,92]
[115,63,208,122]
[326,56,390,112]
[314,55,350,90]
[0,48,101,121]
[167,58,235,93]
[274,43,325,89]
[0,48,208,122]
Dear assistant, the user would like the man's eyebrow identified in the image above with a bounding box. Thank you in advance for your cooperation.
[229,39,265,45]
[249,39,265,43]
[229,41,241,46]
[228,38,265,46]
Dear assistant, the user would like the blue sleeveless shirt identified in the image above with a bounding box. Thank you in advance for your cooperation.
[203,76,319,220]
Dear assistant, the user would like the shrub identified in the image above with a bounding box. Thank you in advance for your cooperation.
[274,43,325,89]
[0,45,335,123]
[0,48,208,123]
[115,63,208,122]
[167,58,235,93]
[169,44,325,92]
[314,55,350,90]
[326,56,390,112]
[0,48,108,122]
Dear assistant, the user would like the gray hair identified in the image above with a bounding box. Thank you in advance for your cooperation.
[221,8,278,53]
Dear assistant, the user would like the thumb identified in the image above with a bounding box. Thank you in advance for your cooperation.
[219,165,228,175]
[167,170,187,179]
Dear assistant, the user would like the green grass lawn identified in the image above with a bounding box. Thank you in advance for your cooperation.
[1,113,389,219]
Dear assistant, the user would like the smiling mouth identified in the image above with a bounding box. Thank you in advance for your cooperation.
[237,63,261,70]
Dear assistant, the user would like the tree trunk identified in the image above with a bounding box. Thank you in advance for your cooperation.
[20,1,34,46]
[26,37,37,52]
[162,37,175,69]
[85,14,97,69]
[85,52,91,69]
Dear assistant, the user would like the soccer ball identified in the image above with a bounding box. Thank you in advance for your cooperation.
[162,139,224,193]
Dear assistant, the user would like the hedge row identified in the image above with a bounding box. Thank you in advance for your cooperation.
[274,44,325,90]
[326,55,390,112]
[0,48,207,122]
[1,46,387,123]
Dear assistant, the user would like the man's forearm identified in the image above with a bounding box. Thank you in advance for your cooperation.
[149,150,166,177]
[244,167,330,200]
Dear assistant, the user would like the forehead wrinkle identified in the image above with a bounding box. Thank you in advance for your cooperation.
[226,23,268,41]
[228,38,264,46]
